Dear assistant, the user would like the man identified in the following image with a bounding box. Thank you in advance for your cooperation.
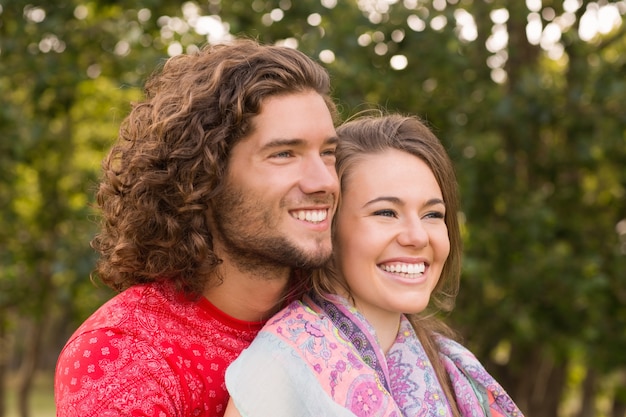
[55,39,339,417]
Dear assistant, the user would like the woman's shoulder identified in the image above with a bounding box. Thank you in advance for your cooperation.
[261,298,329,337]
[433,333,480,362]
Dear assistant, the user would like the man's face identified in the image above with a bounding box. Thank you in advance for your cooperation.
[211,91,339,273]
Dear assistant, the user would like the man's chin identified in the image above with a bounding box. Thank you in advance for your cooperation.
[289,244,333,269]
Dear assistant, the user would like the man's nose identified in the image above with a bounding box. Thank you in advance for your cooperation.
[299,154,338,195]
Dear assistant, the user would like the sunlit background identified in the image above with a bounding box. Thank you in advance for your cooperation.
[1,1,625,416]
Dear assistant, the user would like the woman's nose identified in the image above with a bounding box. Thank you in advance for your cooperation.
[397,217,429,248]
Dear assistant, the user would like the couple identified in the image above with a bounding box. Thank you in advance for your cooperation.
[54,39,523,417]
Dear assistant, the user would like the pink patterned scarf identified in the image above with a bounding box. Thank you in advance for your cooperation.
[307,293,523,417]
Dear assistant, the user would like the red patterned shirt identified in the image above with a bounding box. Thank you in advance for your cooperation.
[55,282,264,417]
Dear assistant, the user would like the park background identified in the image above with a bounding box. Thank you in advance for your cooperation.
[1,0,625,416]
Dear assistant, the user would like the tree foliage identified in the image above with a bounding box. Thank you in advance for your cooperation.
[1,1,624,416]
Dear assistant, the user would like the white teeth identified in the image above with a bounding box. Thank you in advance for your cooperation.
[381,263,425,276]
[291,209,327,223]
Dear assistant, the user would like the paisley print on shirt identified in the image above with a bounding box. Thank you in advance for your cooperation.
[55,282,264,417]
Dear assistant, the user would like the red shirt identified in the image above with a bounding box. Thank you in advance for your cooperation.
[55,282,264,417]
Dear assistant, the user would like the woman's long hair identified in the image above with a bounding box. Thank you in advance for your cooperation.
[313,113,463,416]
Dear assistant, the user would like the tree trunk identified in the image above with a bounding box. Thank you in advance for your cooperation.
[613,402,626,417]
[16,318,44,417]
[612,372,626,417]
[0,315,6,417]
[16,256,53,417]
[513,347,566,417]
[576,368,597,417]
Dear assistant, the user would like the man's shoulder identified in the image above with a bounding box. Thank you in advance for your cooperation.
[60,281,258,365]
[67,283,174,336]
[57,283,199,365]
[55,282,237,417]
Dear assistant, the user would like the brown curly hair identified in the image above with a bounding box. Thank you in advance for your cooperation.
[91,39,337,295]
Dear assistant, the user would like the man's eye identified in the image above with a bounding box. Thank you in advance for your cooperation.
[271,151,293,158]
[373,209,397,218]
[321,148,337,157]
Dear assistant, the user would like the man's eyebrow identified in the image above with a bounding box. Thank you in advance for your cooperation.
[260,138,304,151]
[325,136,339,146]
[260,136,338,151]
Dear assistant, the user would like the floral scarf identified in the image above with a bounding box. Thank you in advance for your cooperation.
[226,293,524,417]
[309,293,522,416]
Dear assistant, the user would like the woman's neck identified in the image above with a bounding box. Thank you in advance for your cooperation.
[332,288,402,354]
[358,306,402,354]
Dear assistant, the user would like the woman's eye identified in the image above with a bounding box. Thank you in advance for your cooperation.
[373,209,397,218]
[425,211,445,220]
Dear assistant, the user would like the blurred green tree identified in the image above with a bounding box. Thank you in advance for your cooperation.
[0,1,624,416]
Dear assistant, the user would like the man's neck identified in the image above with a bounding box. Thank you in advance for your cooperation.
[203,260,291,322]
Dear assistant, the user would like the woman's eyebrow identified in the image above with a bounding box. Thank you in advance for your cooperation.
[424,198,446,207]
[362,196,445,209]
[363,196,402,209]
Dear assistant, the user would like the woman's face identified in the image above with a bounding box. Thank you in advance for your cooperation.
[335,148,450,327]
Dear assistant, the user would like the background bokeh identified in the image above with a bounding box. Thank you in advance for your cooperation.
[1,1,625,416]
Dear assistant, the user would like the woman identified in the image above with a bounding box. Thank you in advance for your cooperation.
[225,114,523,417]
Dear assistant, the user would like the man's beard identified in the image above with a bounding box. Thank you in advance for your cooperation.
[211,187,332,276]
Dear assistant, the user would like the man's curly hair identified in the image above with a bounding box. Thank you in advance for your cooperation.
[91,39,337,295]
